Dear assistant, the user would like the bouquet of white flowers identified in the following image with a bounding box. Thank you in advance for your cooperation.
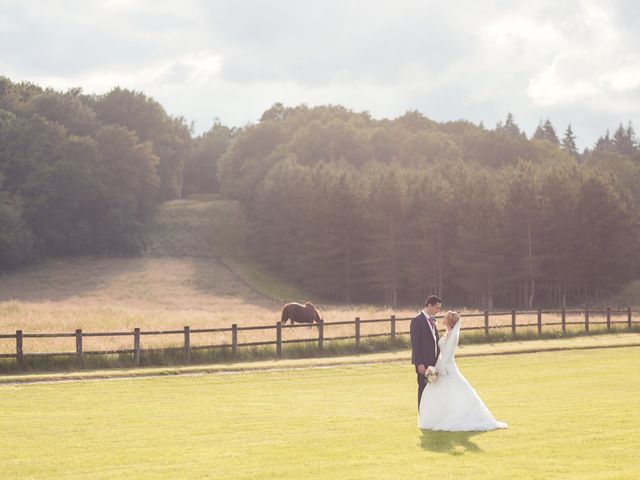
[424,366,439,384]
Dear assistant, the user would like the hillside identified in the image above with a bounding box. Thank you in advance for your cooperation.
[0,256,276,312]
[141,194,308,302]
[0,195,304,308]
[0,194,310,313]
[0,196,388,338]
[142,194,247,258]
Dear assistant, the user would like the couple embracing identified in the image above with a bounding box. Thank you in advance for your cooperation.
[411,295,507,431]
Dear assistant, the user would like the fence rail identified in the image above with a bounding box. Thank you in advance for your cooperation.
[1,307,637,369]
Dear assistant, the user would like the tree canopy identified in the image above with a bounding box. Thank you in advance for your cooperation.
[220,104,640,307]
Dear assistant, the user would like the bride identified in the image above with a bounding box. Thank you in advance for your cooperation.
[418,311,507,431]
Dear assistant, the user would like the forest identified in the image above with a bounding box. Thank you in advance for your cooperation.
[1,76,639,308]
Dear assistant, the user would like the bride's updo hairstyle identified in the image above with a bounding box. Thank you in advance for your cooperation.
[446,311,460,327]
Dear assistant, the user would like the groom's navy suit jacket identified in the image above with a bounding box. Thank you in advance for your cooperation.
[410,312,440,371]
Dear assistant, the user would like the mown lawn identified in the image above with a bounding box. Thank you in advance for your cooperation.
[1,347,639,479]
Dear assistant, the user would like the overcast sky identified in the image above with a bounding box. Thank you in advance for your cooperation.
[1,0,639,148]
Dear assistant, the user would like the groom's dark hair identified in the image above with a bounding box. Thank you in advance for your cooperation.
[425,295,442,307]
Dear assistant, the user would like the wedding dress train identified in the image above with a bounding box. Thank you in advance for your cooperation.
[418,320,507,431]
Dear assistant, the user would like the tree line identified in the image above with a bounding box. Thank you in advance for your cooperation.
[1,78,639,308]
[219,104,640,308]
[0,77,232,268]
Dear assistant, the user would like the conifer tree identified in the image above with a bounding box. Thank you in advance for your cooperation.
[561,124,578,158]
[363,168,408,307]
[533,119,559,144]
[612,122,636,156]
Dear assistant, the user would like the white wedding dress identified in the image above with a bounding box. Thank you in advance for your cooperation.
[418,320,507,431]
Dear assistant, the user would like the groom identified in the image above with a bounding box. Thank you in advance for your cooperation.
[410,295,442,409]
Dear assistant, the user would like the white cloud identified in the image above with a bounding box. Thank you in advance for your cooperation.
[524,2,640,116]
[0,0,638,146]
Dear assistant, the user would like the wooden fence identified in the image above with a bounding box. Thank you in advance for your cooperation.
[0,307,637,369]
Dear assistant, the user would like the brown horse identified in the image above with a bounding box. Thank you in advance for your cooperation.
[281,302,322,325]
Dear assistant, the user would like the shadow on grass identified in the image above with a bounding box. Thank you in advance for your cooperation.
[419,429,485,455]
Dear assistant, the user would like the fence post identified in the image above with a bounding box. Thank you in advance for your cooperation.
[511,310,516,338]
[561,308,566,334]
[584,306,590,333]
[318,320,324,353]
[134,328,141,366]
[355,317,361,349]
[16,330,23,369]
[606,308,611,330]
[75,329,83,366]
[184,326,191,363]
[484,311,489,337]
[628,307,632,329]
[232,324,238,357]
[390,315,396,340]
[276,322,282,358]
[537,310,542,336]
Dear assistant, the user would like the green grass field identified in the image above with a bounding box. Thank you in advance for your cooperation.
[1,347,639,479]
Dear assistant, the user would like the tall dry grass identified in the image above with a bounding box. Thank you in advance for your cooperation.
[0,257,413,353]
[0,257,635,355]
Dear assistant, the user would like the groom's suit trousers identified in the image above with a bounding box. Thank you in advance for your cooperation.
[417,373,427,409]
